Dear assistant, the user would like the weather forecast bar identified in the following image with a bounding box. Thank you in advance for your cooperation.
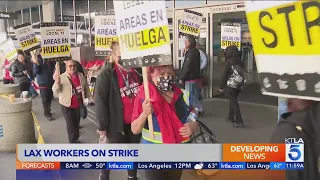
[16,162,304,170]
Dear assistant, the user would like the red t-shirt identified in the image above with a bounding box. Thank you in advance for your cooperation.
[3,59,13,80]
[69,73,82,109]
[115,65,140,124]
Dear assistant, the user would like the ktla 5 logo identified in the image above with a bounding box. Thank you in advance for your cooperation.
[285,144,304,162]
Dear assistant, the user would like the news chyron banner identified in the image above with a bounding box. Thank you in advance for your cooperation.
[95,10,118,56]
[221,22,241,50]
[0,39,18,61]
[113,0,171,68]
[13,23,40,52]
[179,9,203,37]
[40,22,71,61]
[16,142,304,173]
[246,0,320,101]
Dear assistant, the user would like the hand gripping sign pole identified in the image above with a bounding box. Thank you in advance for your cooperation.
[142,67,154,139]
[113,0,173,140]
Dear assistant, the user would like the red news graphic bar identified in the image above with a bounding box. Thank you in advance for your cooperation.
[16,161,60,170]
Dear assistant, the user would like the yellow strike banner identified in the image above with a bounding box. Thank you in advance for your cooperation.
[95,36,118,48]
[246,0,320,55]
[6,49,18,60]
[119,25,170,51]
[41,45,71,56]
[179,24,200,35]
[20,37,39,49]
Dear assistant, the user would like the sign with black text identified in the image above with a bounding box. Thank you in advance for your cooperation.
[179,9,203,37]
[0,39,18,61]
[246,0,320,101]
[113,0,172,68]
[94,10,118,56]
[40,22,71,61]
[13,23,40,52]
[221,22,241,50]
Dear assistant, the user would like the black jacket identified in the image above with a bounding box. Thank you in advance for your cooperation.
[180,47,201,81]
[271,102,320,180]
[33,55,55,87]
[95,63,142,135]
[10,60,33,84]
[220,46,245,89]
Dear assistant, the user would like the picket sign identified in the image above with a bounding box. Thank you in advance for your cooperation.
[94,10,118,56]
[13,23,40,52]
[179,9,203,37]
[40,22,71,62]
[246,0,320,101]
[113,0,172,139]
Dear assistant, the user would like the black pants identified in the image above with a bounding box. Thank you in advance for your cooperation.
[144,169,183,180]
[226,88,243,124]
[100,124,141,180]
[3,79,14,84]
[40,88,53,116]
[19,81,31,92]
[61,105,80,143]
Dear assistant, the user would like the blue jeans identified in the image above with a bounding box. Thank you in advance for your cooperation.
[29,84,38,96]
[278,98,288,123]
[185,81,203,112]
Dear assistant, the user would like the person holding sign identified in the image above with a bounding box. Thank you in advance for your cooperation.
[0,56,14,84]
[10,50,33,93]
[32,49,55,121]
[179,35,204,114]
[95,41,142,180]
[52,60,89,143]
[131,65,199,180]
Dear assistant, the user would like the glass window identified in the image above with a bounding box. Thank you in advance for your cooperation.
[14,10,22,25]
[30,7,40,23]
[174,0,206,8]
[76,0,91,47]
[90,0,106,12]
[22,8,30,23]
[165,0,174,8]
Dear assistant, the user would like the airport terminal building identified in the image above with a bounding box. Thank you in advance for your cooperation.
[0,0,256,98]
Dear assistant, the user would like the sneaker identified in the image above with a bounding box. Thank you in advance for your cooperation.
[233,123,244,128]
[75,140,81,143]
[128,177,138,180]
[45,114,53,121]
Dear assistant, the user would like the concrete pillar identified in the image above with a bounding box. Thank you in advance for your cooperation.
[0,84,20,95]
[0,98,35,152]
[0,6,6,41]
[42,1,56,22]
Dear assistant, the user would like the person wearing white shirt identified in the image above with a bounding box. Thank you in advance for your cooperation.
[196,43,207,100]
[197,43,207,71]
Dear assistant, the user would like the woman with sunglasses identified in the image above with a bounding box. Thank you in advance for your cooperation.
[131,65,199,180]
[95,41,142,180]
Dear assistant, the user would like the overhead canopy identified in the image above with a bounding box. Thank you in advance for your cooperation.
[0,1,52,12]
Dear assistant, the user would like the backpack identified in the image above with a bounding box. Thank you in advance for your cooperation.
[226,61,246,90]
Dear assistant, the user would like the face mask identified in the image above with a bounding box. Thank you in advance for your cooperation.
[156,76,174,92]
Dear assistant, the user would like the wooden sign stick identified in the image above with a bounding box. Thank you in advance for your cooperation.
[142,67,155,140]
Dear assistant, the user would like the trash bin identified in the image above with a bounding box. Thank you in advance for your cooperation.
[0,98,36,152]
[0,84,20,97]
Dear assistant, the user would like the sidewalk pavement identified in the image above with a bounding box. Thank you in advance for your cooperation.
[1,95,278,180]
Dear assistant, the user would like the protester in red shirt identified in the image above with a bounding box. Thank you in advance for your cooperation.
[1,58,14,84]
[95,41,142,180]
[52,60,89,143]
